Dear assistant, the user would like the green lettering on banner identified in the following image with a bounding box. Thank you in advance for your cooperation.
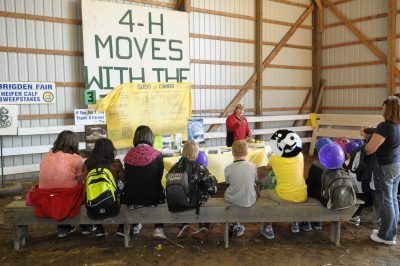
[114,67,129,84]
[129,68,145,82]
[148,12,164,35]
[119,10,135,32]
[116,36,133,59]
[134,38,148,59]
[169,40,183,61]
[151,38,166,60]
[95,35,113,58]
[152,68,164,82]
[102,66,113,89]
[84,66,103,90]
[179,68,190,81]
[84,90,97,105]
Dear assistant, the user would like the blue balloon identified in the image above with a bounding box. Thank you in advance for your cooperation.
[318,143,345,169]
[196,151,208,167]
[315,138,332,151]
[346,140,360,154]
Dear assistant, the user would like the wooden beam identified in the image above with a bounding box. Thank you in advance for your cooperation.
[388,0,397,95]
[322,60,384,70]
[0,46,83,56]
[18,113,75,120]
[312,3,323,112]
[190,7,255,21]
[323,0,400,77]
[269,0,309,8]
[314,79,326,113]
[325,83,387,90]
[293,87,313,126]
[325,12,388,29]
[207,4,314,133]
[321,106,382,111]
[262,18,313,30]
[255,0,263,118]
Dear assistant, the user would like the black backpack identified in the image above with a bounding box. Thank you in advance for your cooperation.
[320,168,356,210]
[166,157,217,214]
[347,145,367,175]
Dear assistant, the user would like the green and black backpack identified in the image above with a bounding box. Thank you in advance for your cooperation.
[86,168,120,220]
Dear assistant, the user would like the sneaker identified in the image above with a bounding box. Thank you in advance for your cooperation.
[300,222,312,232]
[57,225,77,238]
[191,227,209,239]
[232,223,245,237]
[153,228,166,239]
[370,230,396,245]
[311,222,322,230]
[116,224,126,237]
[96,226,106,237]
[291,222,299,233]
[177,224,190,238]
[80,224,97,235]
[260,226,275,239]
[132,224,143,235]
[349,216,361,226]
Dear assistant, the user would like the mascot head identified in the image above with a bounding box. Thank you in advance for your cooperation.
[270,129,302,157]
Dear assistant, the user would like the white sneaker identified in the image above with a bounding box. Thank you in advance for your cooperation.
[370,230,396,245]
[153,228,166,239]
[132,224,143,235]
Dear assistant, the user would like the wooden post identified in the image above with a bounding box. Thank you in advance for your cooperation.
[177,0,190,12]
[312,1,323,112]
[388,0,396,95]
[314,79,326,113]
[292,87,312,127]
[255,0,263,134]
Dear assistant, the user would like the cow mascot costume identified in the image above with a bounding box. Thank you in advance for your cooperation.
[259,129,308,239]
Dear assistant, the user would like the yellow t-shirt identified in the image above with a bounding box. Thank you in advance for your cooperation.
[269,153,307,203]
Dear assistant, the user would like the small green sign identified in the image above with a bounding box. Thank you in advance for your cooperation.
[84,90,96,105]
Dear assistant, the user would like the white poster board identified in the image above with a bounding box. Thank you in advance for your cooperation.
[0,82,55,104]
[74,109,106,126]
[0,105,18,135]
[82,0,190,99]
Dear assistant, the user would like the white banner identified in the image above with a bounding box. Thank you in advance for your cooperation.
[74,109,106,126]
[82,0,190,99]
[0,105,18,135]
[0,82,55,104]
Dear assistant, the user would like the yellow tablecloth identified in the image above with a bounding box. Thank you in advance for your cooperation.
[162,146,268,186]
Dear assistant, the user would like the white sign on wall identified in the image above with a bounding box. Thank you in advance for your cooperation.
[74,109,106,126]
[0,105,18,135]
[0,82,55,104]
[82,0,190,99]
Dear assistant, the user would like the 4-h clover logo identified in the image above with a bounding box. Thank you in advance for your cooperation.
[0,107,12,128]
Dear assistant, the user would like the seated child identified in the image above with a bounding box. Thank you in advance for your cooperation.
[259,130,307,239]
[224,140,258,237]
[175,140,217,239]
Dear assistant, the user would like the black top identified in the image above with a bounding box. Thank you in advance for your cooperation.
[121,154,165,205]
[375,121,400,165]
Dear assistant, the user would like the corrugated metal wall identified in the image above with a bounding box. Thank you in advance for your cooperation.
[1,0,311,178]
[322,0,399,114]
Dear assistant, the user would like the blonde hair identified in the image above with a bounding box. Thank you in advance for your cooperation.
[182,140,199,161]
[234,104,244,111]
[232,140,248,158]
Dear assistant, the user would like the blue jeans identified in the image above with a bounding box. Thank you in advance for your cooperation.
[377,163,400,241]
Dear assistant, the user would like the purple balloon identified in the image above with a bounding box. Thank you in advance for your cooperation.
[354,139,364,146]
[196,151,208,167]
[318,143,345,169]
[346,140,360,154]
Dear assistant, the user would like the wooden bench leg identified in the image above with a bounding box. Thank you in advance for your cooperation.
[224,223,229,249]
[330,221,341,247]
[13,225,28,251]
[124,223,131,248]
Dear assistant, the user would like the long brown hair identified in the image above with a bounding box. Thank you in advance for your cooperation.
[382,96,400,124]
[51,130,80,154]
[85,138,116,171]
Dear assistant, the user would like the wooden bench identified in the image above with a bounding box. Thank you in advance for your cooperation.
[309,114,383,156]
[4,198,360,251]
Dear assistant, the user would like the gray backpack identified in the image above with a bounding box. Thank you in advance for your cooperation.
[320,168,356,210]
